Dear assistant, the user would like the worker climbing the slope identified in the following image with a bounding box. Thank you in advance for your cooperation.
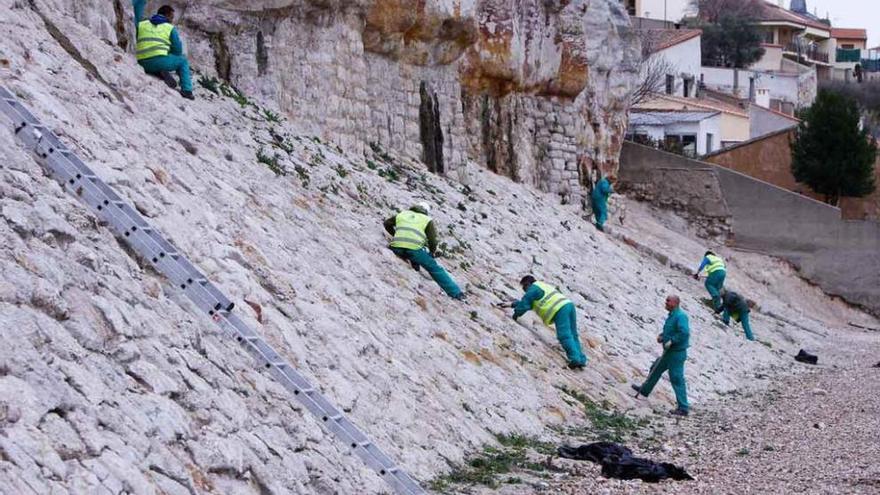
[590,173,614,231]
[132,1,194,100]
[384,202,465,300]
[693,250,726,312]
[509,275,587,370]
[631,294,690,416]
[719,289,755,341]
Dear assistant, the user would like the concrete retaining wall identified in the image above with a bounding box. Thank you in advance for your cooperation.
[620,141,880,314]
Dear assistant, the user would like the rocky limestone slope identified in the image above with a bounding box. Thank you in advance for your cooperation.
[1,1,877,494]
[37,0,641,203]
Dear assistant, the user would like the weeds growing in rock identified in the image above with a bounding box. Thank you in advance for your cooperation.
[262,108,282,123]
[256,149,285,176]
[429,434,556,492]
[557,386,648,442]
[197,75,220,94]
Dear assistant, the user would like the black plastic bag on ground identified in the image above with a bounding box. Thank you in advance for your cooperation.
[795,349,818,365]
[558,442,693,482]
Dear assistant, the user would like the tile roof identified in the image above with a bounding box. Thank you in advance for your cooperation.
[636,94,750,118]
[756,2,830,32]
[640,29,702,54]
[831,28,868,40]
[630,110,720,126]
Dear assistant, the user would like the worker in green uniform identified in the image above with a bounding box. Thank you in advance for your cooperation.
[631,294,690,416]
[693,250,726,312]
[384,202,464,300]
[510,275,587,369]
[590,174,614,231]
[132,1,194,99]
[719,289,755,341]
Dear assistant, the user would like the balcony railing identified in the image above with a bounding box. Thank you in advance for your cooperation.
[784,42,830,63]
[836,48,862,63]
[862,59,880,72]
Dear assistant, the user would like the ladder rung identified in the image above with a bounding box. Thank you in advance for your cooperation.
[1,85,425,495]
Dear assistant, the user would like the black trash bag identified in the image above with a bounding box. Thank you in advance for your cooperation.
[795,349,818,365]
[557,442,693,483]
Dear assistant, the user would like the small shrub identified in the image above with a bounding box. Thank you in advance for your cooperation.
[256,149,285,176]
[197,75,220,94]
[262,108,282,123]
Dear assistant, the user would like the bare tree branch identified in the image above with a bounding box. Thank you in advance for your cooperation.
[630,31,677,106]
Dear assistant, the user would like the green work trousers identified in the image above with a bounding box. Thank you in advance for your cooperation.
[705,270,726,310]
[391,247,462,298]
[638,349,689,412]
[552,303,587,366]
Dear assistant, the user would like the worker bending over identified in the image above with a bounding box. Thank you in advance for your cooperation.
[719,289,755,341]
[693,250,726,312]
[510,276,587,369]
[384,203,464,300]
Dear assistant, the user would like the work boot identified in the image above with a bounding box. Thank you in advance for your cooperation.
[631,384,644,397]
[159,71,178,89]
[567,362,585,371]
[409,260,421,272]
[452,293,467,301]
[180,90,195,100]
[669,408,689,417]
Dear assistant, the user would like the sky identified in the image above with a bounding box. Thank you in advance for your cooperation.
[803,0,880,47]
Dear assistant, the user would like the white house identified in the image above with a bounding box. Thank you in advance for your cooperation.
[641,28,703,99]
[622,0,695,23]
[627,110,722,156]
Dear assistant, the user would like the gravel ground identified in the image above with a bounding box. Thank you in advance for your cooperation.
[464,326,880,495]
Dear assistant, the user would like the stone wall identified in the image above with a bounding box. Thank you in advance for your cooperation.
[621,142,880,316]
[705,128,880,222]
[93,0,640,203]
[617,143,732,238]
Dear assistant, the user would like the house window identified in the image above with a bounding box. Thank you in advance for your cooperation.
[763,29,775,44]
[683,78,693,98]
[706,133,714,153]
[841,43,855,49]
[665,134,698,157]
[665,75,675,95]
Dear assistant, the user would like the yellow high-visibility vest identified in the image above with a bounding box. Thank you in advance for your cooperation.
[531,281,572,325]
[705,254,726,274]
[389,211,431,250]
[136,20,174,61]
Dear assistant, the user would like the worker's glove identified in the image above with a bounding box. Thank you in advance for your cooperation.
[663,340,672,350]
[692,273,699,281]
[656,334,664,344]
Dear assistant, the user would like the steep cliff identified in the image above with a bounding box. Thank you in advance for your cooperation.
[2,0,877,494]
[56,0,640,204]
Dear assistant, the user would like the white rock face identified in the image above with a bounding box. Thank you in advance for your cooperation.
[1,1,877,494]
[44,0,641,202]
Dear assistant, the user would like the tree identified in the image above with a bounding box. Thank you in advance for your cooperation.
[691,0,765,23]
[699,16,765,68]
[689,0,765,68]
[791,89,877,205]
[631,31,678,106]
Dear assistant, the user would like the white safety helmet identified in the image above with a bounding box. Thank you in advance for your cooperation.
[413,201,431,215]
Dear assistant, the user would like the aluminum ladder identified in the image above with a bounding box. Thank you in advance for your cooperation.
[0,85,425,495]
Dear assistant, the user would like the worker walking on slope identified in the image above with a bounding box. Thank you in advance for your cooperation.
[132,1,194,100]
[693,250,726,312]
[590,173,614,231]
[384,203,465,300]
[718,289,755,341]
[631,295,690,416]
[509,276,587,369]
